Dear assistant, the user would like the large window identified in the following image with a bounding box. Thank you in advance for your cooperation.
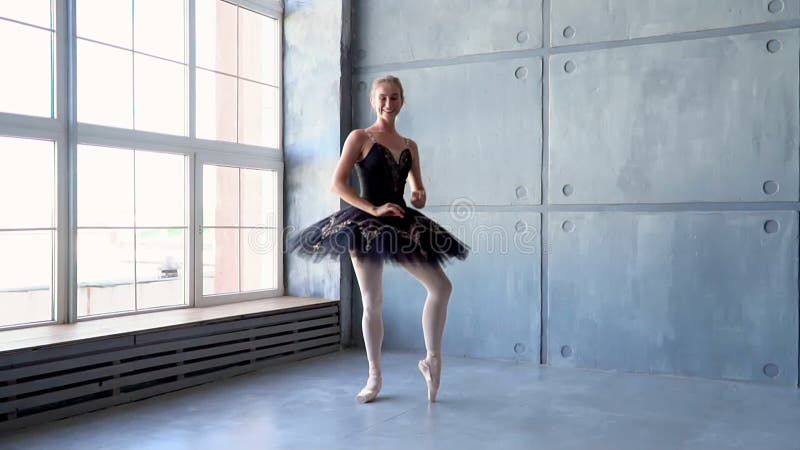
[0,0,283,330]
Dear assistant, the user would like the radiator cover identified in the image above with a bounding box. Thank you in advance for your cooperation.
[0,304,341,431]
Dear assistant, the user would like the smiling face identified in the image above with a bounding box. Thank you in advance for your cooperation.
[370,80,404,120]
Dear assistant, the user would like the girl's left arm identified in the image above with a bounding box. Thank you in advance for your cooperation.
[407,139,426,208]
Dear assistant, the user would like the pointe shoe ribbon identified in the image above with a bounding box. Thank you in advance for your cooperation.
[418,359,439,402]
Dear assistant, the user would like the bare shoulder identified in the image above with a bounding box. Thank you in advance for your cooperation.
[344,129,373,151]
[406,138,419,155]
[346,128,370,145]
[343,129,374,161]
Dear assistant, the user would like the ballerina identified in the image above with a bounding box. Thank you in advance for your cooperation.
[288,75,469,403]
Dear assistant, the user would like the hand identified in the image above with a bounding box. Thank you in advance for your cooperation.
[411,190,426,208]
[372,203,405,218]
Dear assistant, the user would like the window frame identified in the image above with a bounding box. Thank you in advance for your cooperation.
[72,140,194,321]
[0,0,69,330]
[0,0,284,330]
[0,127,64,329]
[194,150,284,308]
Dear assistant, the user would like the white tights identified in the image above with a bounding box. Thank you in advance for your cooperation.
[349,251,453,396]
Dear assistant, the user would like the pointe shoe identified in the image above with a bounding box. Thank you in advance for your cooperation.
[355,376,382,404]
[418,359,439,402]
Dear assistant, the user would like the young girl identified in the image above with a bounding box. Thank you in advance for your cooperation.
[288,75,469,403]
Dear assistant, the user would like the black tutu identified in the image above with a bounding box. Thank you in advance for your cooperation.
[287,205,469,266]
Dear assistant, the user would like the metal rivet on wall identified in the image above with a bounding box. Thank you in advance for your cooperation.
[767,0,785,13]
[764,220,780,234]
[515,66,528,79]
[560,345,573,358]
[564,60,576,73]
[763,363,780,378]
[514,343,526,354]
[561,220,575,233]
[762,180,779,195]
[357,81,367,91]
[562,184,574,196]
[516,31,529,43]
[766,39,782,53]
[562,26,576,39]
[515,220,527,232]
[515,186,528,199]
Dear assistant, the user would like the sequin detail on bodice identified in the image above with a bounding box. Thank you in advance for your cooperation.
[355,136,412,207]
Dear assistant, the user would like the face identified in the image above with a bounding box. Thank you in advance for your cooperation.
[371,82,403,119]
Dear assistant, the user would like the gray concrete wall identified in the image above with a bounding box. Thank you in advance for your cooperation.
[350,0,800,385]
[283,0,345,301]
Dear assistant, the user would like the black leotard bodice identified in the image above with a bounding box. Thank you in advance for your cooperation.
[355,142,412,207]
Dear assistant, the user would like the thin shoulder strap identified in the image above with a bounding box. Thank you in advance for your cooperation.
[403,137,410,147]
[364,130,377,142]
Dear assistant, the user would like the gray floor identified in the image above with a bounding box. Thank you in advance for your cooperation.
[3,349,800,450]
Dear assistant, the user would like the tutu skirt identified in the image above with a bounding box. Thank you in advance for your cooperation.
[287,206,470,266]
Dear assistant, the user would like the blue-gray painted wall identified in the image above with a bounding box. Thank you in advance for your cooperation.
[345,0,800,386]
[283,0,345,302]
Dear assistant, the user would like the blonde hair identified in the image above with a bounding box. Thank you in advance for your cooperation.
[370,75,404,102]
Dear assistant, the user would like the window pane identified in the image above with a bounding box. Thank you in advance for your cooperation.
[238,80,278,148]
[238,8,277,85]
[203,164,238,227]
[76,0,132,49]
[196,68,236,142]
[77,229,136,317]
[196,0,236,75]
[135,150,186,227]
[0,137,55,229]
[136,228,186,309]
[0,0,53,29]
[203,228,238,295]
[0,21,53,117]
[0,230,53,326]
[78,40,133,128]
[241,168,276,227]
[133,54,187,135]
[134,0,186,62]
[78,145,134,227]
[241,228,276,291]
